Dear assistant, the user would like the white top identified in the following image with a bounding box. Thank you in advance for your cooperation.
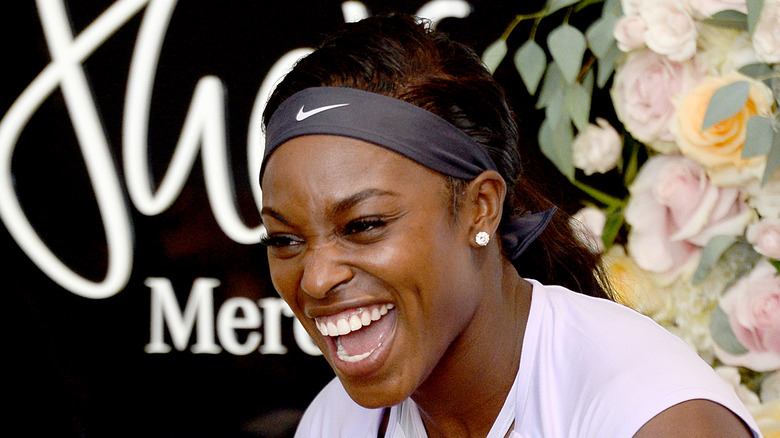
[295,280,762,438]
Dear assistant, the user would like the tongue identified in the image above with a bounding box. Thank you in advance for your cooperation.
[339,309,397,356]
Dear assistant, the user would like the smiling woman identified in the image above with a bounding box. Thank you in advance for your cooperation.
[258,13,762,438]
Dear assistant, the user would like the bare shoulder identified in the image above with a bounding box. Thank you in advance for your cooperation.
[633,399,753,438]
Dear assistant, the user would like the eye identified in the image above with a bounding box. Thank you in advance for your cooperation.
[341,216,388,242]
[260,233,304,258]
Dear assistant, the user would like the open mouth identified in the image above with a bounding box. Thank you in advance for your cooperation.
[314,304,396,363]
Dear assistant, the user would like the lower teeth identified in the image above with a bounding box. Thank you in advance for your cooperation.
[336,338,379,363]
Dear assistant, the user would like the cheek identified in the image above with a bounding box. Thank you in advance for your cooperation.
[267,257,303,307]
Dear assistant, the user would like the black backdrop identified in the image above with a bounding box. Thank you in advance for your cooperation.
[1,1,573,437]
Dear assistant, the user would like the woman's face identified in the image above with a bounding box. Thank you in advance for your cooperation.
[260,135,485,407]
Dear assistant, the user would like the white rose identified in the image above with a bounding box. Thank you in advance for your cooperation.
[748,172,780,218]
[753,0,780,63]
[687,0,747,18]
[572,118,622,176]
[571,207,607,253]
[621,0,643,15]
[614,15,647,52]
[716,366,762,408]
[747,218,780,259]
[697,23,760,75]
[640,0,698,61]
[611,49,702,152]
[764,371,780,402]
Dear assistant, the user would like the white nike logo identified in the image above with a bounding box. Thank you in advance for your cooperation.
[295,103,349,121]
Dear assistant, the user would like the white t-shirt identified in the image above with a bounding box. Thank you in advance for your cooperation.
[295,280,762,438]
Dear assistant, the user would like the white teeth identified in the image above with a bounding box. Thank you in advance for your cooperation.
[336,337,379,363]
[315,304,394,338]
[337,319,350,336]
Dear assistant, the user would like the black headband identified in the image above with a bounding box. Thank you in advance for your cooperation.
[262,87,555,260]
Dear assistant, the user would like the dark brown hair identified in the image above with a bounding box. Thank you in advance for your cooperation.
[263,13,613,300]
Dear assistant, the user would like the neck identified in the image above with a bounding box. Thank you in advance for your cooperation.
[411,260,532,438]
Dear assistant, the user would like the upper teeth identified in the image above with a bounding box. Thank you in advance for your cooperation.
[315,303,394,337]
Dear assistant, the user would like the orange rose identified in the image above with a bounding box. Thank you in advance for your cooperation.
[674,73,773,180]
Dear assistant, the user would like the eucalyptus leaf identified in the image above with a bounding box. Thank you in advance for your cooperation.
[701,81,750,131]
[692,235,737,285]
[545,0,580,15]
[747,0,765,35]
[537,62,564,109]
[739,62,774,80]
[545,92,566,129]
[515,40,547,95]
[596,44,619,88]
[586,15,618,59]
[710,305,749,355]
[482,39,508,74]
[702,10,748,31]
[548,24,587,84]
[762,132,780,185]
[539,117,574,179]
[743,116,774,158]
[566,82,591,132]
[604,0,621,15]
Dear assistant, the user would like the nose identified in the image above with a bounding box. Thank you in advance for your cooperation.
[300,242,353,298]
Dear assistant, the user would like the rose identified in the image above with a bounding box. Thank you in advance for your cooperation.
[571,207,607,253]
[572,118,622,176]
[620,0,643,16]
[687,0,747,18]
[614,15,647,52]
[602,245,664,315]
[748,172,780,218]
[640,0,698,61]
[753,0,780,63]
[697,23,761,75]
[747,218,780,259]
[765,372,780,402]
[611,49,702,153]
[673,73,774,178]
[624,155,754,274]
[716,259,780,371]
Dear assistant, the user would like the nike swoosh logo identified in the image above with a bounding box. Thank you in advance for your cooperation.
[295,103,349,121]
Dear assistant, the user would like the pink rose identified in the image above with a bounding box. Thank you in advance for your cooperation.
[747,218,780,259]
[625,155,754,273]
[614,15,647,52]
[688,0,747,18]
[611,50,702,152]
[571,207,607,253]
[717,260,780,371]
[753,0,780,63]
[640,0,698,61]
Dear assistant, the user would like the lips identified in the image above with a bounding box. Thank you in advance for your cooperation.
[314,304,397,365]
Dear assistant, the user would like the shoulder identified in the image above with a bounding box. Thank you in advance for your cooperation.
[295,377,384,438]
[521,280,760,437]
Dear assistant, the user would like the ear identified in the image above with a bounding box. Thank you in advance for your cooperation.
[463,170,506,247]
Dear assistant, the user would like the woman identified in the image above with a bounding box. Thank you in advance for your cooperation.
[259,14,760,438]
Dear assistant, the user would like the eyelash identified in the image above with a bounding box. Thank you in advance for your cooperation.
[259,234,301,248]
[260,216,389,249]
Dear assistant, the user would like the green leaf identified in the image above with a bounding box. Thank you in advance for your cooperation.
[693,235,737,284]
[545,92,566,129]
[514,40,547,95]
[743,116,775,158]
[566,82,591,132]
[747,0,765,35]
[601,206,624,250]
[771,259,780,273]
[545,0,580,15]
[702,10,748,31]
[596,44,619,88]
[537,62,564,110]
[548,24,587,83]
[702,81,750,131]
[762,132,780,185]
[586,15,618,59]
[739,62,774,79]
[604,0,621,15]
[710,305,749,355]
[482,39,508,74]
[539,117,575,179]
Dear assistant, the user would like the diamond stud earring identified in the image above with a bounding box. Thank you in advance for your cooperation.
[475,231,490,247]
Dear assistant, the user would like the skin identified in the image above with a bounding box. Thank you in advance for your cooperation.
[261,135,527,437]
[260,134,754,437]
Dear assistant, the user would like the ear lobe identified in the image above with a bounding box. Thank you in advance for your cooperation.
[465,170,506,244]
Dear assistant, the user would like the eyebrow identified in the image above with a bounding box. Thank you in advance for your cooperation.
[260,188,400,225]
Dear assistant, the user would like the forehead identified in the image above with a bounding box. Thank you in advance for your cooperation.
[261,135,448,210]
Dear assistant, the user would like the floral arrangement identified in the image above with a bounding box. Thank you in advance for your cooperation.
[483,0,780,435]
